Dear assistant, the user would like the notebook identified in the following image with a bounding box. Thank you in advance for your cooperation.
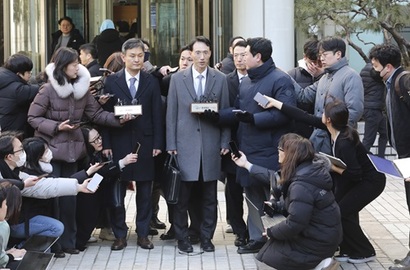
[367,154,410,178]
[22,235,59,253]
[245,196,286,233]
[319,152,347,169]
[16,251,54,270]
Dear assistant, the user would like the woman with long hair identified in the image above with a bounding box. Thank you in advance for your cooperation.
[263,96,386,264]
[232,133,341,270]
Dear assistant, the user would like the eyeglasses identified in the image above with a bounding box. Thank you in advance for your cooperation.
[277,147,284,152]
[13,148,25,155]
[89,135,102,144]
[318,51,335,58]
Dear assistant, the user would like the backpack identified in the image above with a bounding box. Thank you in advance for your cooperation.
[394,70,410,103]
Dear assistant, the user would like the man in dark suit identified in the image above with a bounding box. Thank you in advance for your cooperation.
[166,36,230,253]
[102,38,163,251]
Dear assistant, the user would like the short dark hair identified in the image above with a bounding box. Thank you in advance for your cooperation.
[303,38,320,61]
[246,37,272,63]
[229,36,245,47]
[188,36,212,52]
[369,44,402,68]
[58,16,75,28]
[0,131,21,159]
[50,47,80,85]
[122,38,145,54]
[79,43,98,59]
[179,45,190,54]
[22,137,49,175]
[141,39,150,49]
[3,54,33,74]
[319,37,346,57]
[233,40,247,50]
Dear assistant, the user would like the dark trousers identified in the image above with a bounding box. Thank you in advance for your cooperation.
[174,180,217,241]
[335,176,386,257]
[225,172,247,237]
[362,109,388,158]
[110,180,153,239]
[52,161,78,249]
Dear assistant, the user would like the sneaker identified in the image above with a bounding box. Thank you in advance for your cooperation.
[348,255,376,264]
[99,228,116,241]
[87,236,98,243]
[225,224,233,233]
[314,258,340,270]
[334,254,350,262]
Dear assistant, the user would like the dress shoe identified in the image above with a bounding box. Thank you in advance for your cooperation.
[137,237,154,249]
[225,224,233,233]
[189,234,200,245]
[234,235,247,247]
[160,228,175,240]
[76,245,87,252]
[348,254,376,264]
[149,227,159,235]
[395,251,410,266]
[178,238,193,253]
[62,248,80,254]
[151,216,166,229]
[200,238,215,252]
[111,238,127,251]
[53,250,66,258]
[237,240,265,254]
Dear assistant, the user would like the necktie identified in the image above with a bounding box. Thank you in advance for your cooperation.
[197,75,203,99]
[129,77,137,98]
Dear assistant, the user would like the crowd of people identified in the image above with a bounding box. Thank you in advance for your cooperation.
[0,15,409,270]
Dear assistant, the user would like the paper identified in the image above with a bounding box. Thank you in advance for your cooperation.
[319,152,347,169]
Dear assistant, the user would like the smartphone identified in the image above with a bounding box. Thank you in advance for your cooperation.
[99,160,111,166]
[87,173,104,192]
[99,67,113,73]
[68,120,86,126]
[133,142,141,154]
[37,173,49,179]
[232,109,246,114]
[229,141,242,158]
[253,92,270,107]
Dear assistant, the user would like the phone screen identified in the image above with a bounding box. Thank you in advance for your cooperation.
[229,141,242,158]
[133,142,141,154]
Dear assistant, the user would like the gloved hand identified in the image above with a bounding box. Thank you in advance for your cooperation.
[201,109,220,123]
[235,111,254,124]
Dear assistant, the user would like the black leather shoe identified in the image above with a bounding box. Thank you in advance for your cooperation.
[178,238,193,253]
[189,234,200,245]
[148,227,159,235]
[53,250,66,258]
[200,238,215,252]
[234,235,247,247]
[137,237,154,249]
[62,248,80,254]
[151,216,166,229]
[76,245,87,252]
[111,238,127,251]
[237,240,265,254]
[160,228,175,240]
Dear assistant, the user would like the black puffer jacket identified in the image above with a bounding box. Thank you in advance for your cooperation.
[50,28,85,56]
[92,29,124,66]
[0,67,39,137]
[360,63,385,110]
[255,155,342,270]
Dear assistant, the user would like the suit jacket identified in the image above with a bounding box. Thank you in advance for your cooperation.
[102,69,163,181]
[166,66,230,181]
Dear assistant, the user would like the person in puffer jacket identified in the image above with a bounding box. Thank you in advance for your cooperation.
[233,133,342,270]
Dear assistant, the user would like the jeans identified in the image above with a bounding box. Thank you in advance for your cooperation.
[10,215,64,239]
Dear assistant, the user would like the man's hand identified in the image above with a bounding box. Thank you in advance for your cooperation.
[220,148,229,155]
[122,153,138,166]
[159,65,172,76]
[119,114,137,124]
[235,111,254,124]
[24,176,41,188]
[201,109,220,123]
[153,149,162,157]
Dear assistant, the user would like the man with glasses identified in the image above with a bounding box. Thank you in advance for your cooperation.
[294,37,364,154]
[101,38,163,251]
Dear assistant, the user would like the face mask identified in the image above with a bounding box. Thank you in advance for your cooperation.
[39,161,53,173]
[41,149,53,163]
[144,52,151,62]
[370,68,384,83]
[15,151,26,167]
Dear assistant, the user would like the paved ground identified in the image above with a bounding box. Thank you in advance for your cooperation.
[48,174,409,270]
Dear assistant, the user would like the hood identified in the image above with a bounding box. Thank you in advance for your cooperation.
[45,63,90,100]
[0,67,26,89]
[99,29,121,42]
[247,58,276,81]
[325,57,348,74]
[100,19,115,33]
[293,153,333,190]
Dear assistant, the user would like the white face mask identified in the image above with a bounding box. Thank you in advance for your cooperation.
[15,151,26,167]
[39,161,53,173]
[41,149,53,163]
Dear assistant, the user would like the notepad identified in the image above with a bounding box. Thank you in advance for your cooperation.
[319,152,347,169]
[367,154,410,179]
[245,196,285,233]
[16,251,54,270]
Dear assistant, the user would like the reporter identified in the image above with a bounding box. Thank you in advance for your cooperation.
[262,96,386,264]
[232,133,341,270]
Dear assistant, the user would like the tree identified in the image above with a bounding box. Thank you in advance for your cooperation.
[295,0,410,67]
